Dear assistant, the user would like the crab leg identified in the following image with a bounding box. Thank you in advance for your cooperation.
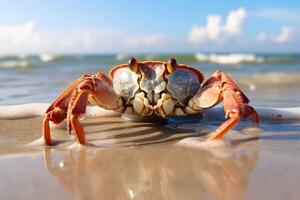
[43,72,123,145]
[188,70,259,140]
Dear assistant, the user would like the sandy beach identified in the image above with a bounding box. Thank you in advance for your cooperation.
[0,107,300,200]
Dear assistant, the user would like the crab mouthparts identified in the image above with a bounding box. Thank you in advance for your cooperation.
[145,91,161,106]
[143,92,163,110]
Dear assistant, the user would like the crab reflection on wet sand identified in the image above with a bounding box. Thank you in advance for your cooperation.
[44,144,259,200]
[42,114,260,200]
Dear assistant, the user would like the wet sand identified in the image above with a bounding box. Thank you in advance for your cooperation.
[0,113,300,200]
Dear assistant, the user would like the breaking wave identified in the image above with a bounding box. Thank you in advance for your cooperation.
[115,53,300,64]
[195,53,264,64]
[195,53,300,64]
[39,54,57,62]
[0,61,30,68]
[236,72,300,89]
[38,54,88,63]
[0,53,300,69]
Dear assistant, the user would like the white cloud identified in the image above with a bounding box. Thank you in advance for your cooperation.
[0,21,168,53]
[0,21,42,51]
[206,15,222,40]
[255,27,295,44]
[188,26,207,44]
[225,8,247,35]
[0,17,297,53]
[274,27,294,43]
[188,8,247,44]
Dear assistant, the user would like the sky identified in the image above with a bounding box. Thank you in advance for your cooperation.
[0,0,299,53]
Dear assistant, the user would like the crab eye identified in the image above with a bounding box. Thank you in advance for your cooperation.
[167,58,177,74]
[128,57,139,73]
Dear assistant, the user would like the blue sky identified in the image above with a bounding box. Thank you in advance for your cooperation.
[0,0,299,53]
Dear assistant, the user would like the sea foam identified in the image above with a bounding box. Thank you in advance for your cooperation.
[0,104,119,119]
[236,72,300,88]
[195,53,264,64]
[0,104,299,121]
[39,54,56,62]
[0,61,29,68]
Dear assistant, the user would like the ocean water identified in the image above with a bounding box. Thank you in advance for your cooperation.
[0,53,299,107]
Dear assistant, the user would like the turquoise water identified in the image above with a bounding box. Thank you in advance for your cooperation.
[0,53,299,106]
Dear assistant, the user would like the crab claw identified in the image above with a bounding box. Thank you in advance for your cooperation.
[189,70,259,140]
[43,73,123,145]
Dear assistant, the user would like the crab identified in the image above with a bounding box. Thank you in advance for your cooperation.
[43,57,259,145]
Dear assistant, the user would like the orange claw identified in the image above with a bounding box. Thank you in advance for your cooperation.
[43,73,122,145]
[190,70,259,140]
